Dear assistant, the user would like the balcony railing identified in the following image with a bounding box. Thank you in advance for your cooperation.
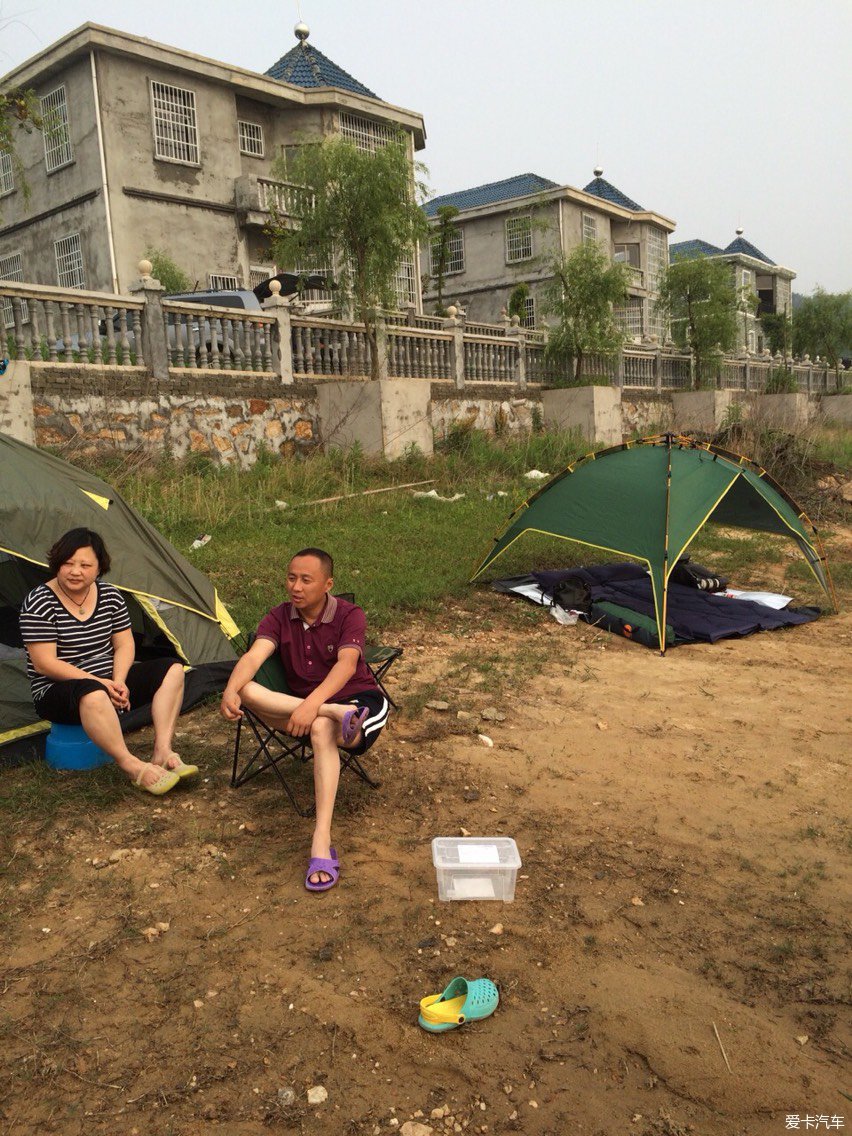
[234,175,312,227]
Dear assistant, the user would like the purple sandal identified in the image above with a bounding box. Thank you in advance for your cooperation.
[305,847,340,892]
[341,706,369,746]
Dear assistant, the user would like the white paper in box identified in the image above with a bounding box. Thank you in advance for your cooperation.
[431,836,521,902]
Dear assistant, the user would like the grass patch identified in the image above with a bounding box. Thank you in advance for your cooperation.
[56,424,848,639]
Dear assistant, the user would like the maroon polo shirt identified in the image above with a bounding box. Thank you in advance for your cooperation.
[255,594,378,702]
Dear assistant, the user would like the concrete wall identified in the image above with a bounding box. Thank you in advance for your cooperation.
[820,394,852,425]
[2,43,417,296]
[96,50,329,290]
[542,385,622,445]
[0,56,112,290]
[0,360,36,444]
[316,379,433,457]
[420,201,561,323]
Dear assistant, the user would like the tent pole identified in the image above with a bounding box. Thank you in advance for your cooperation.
[660,433,674,655]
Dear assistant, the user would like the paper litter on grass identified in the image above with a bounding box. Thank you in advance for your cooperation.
[524,469,550,480]
[413,488,468,502]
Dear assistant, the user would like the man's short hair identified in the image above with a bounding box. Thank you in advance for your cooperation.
[291,547,333,578]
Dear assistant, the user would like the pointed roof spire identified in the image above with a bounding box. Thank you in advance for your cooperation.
[265,25,378,97]
[583,169,643,211]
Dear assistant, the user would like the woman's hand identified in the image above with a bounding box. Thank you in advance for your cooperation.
[105,679,130,711]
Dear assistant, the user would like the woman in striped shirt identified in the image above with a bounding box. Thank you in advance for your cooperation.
[19,527,198,796]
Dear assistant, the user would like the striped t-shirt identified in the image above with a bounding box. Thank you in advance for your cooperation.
[19,582,132,703]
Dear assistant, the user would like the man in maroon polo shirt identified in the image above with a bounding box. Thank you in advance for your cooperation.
[221,548,388,892]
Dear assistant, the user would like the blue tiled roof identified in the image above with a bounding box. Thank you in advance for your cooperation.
[582,176,643,211]
[723,236,775,265]
[265,41,377,98]
[669,239,723,262]
[423,173,560,217]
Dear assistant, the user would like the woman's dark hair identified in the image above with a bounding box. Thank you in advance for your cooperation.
[47,529,111,577]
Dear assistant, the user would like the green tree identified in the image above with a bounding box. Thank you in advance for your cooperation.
[542,242,630,384]
[655,256,737,388]
[0,86,42,206]
[145,247,192,294]
[793,288,852,380]
[759,309,792,356]
[508,282,530,322]
[268,132,429,379]
[430,204,459,315]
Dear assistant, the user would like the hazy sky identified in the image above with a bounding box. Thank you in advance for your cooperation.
[2,0,850,294]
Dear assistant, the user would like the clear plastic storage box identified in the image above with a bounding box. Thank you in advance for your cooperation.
[431,836,522,902]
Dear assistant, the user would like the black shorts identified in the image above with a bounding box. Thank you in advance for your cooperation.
[341,689,389,755]
[33,658,182,725]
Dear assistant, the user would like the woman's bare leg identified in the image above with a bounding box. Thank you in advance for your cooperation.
[150,664,186,767]
[78,689,167,789]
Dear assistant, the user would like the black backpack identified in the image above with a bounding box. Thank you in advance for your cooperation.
[551,576,592,613]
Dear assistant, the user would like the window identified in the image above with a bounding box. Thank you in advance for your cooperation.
[0,252,27,329]
[340,112,398,154]
[741,269,751,290]
[238,120,264,157]
[429,228,464,276]
[520,295,536,328]
[392,258,417,308]
[54,233,85,288]
[646,228,668,293]
[208,273,241,290]
[613,243,640,268]
[0,151,13,196]
[505,215,533,263]
[249,264,276,290]
[582,213,598,245]
[40,85,73,172]
[614,297,644,337]
[151,81,199,164]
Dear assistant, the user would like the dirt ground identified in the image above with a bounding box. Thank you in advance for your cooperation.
[1,583,850,1135]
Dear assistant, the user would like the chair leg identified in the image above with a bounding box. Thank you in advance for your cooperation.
[231,708,315,816]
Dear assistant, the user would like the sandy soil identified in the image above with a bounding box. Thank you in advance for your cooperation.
[1,590,850,1136]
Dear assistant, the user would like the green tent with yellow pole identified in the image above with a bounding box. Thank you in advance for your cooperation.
[472,434,836,653]
[0,432,240,757]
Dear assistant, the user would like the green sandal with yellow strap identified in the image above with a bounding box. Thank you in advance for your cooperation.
[418,976,499,1032]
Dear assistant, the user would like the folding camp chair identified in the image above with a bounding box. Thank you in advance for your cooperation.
[230,614,402,815]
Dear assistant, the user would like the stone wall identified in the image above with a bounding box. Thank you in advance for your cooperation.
[620,392,673,434]
[7,364,836,467]
[430,383,539,438]
[29,364,319,465]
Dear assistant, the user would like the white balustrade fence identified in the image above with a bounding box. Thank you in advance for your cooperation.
[0,278,842,394]
[1,281,144,365]
[161,300,274,372]
[291,318,372,378]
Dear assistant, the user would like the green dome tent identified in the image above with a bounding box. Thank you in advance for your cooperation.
[0,432,240,755]
[472,434,836,653]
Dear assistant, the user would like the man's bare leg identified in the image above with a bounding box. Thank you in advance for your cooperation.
[239,681,353,731]
[308,717,341,885]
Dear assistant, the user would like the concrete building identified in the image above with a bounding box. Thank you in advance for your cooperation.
[669,231,796,353]
[420,168,676,339]
[0,22,425,300]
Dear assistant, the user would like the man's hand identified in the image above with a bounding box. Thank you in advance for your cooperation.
[285,700,319,737]
[220,688,243,721]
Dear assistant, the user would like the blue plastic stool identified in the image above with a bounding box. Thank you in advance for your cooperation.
[45,723,112,771]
